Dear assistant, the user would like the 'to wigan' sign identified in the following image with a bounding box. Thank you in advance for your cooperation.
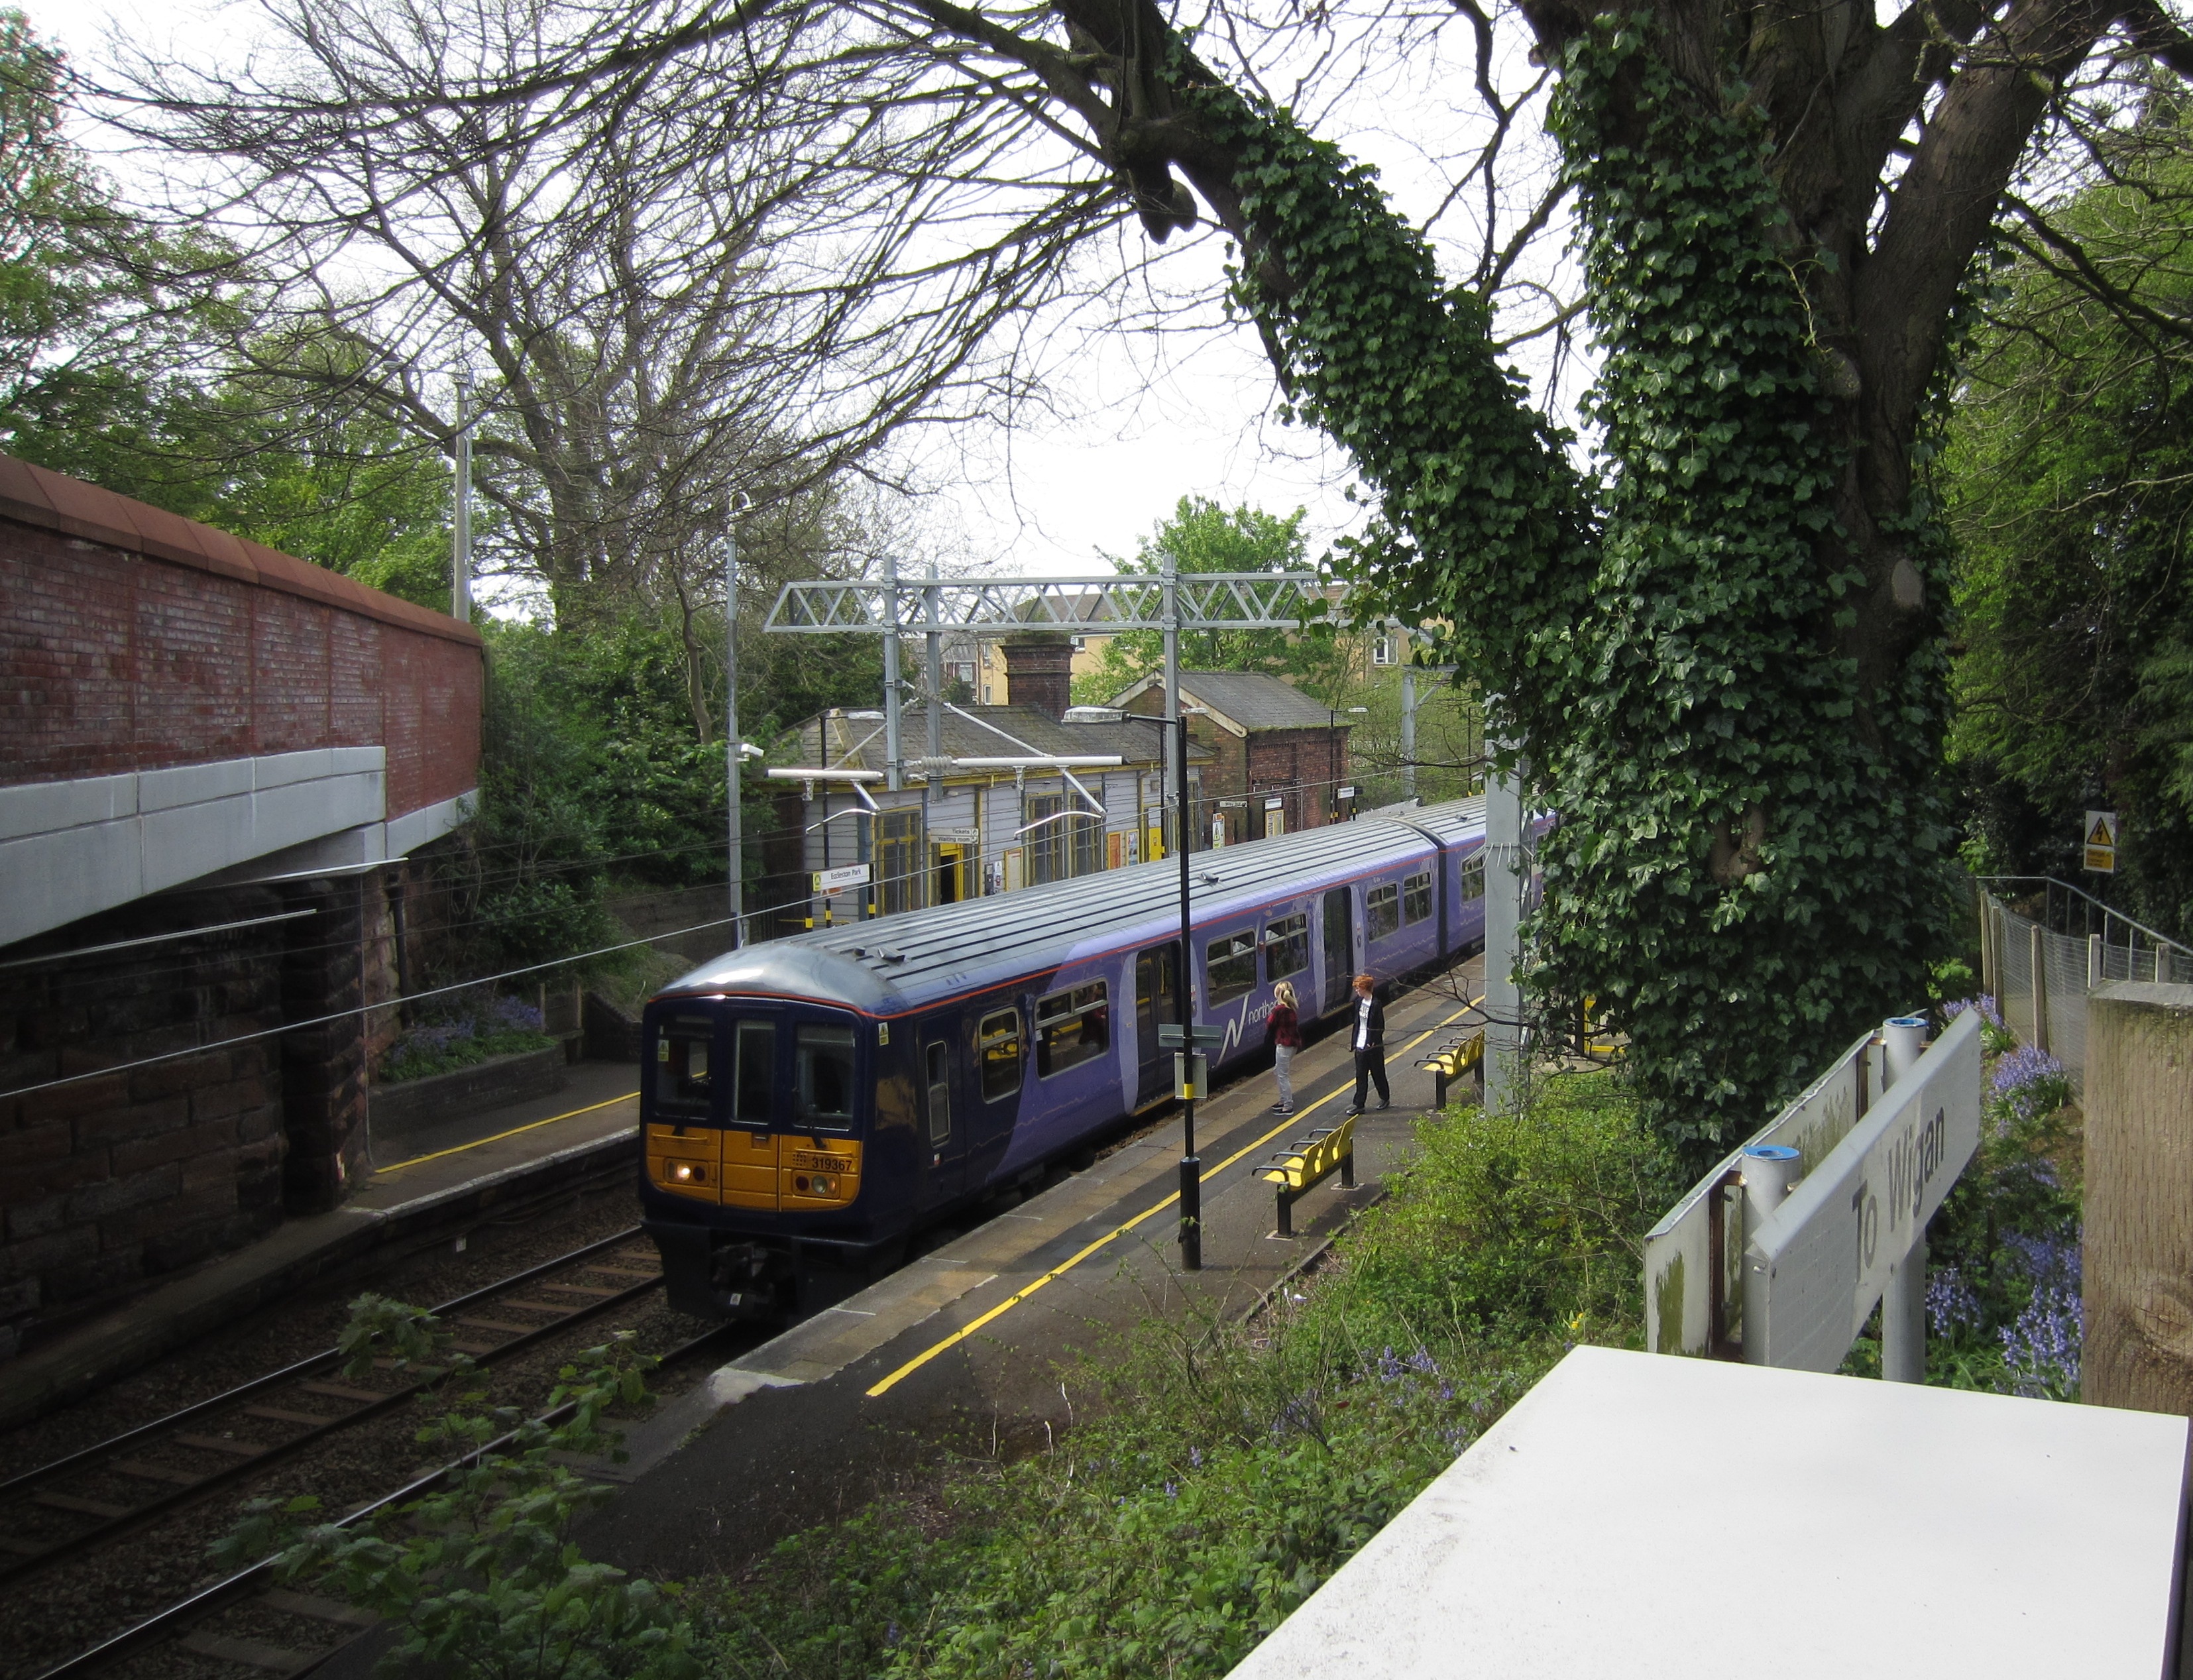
[1742,1007,1983,1372]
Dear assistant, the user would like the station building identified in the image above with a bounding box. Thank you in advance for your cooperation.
[767,634,1357,926]
[0,454,481,1359]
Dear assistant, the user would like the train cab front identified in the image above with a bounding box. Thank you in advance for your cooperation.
[639,992,888,1320]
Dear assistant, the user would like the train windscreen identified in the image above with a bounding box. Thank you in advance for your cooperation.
[795,1023,857,1129]
[734,1019,774,1125]
[655,1017,715,1120]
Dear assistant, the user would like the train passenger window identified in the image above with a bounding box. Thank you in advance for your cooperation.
[794,1023,857,1129]
[978,1009,1023,1101]
[1264,913,1310,980]
[734,1020,775,1125]
[654,1018,715,1119]
[1403,871,1434,925]
[1206,929,1257,1005]
[1367,883,1401,942]
[1461,855,1486,901]
[924,1040,952,1144]
[1036,981,1109,1077]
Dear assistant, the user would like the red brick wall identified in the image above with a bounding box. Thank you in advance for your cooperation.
[0,455,482,820]
[1246,726,1351,834]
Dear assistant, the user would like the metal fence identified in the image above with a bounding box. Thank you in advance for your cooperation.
[1978,878,2193,1092]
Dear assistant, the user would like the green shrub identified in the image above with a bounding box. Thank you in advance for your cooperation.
[1338,1070,1687,1343]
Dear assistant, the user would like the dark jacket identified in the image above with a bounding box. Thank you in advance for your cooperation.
[1264,1005,1301,1050]
[1350,994,1386,1050]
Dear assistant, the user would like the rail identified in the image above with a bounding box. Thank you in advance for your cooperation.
[0,1228,660,1589]
[29,1321,737,1680]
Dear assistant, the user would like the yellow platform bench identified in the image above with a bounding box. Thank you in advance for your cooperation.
[1257,1113,1358,1238]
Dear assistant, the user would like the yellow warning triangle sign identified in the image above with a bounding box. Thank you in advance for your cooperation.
[2088,814,2114,846]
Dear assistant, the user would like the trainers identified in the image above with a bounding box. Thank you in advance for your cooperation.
[1270,1103,1292,1114]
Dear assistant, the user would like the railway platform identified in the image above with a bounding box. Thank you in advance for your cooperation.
[574,963,1486,1584]
[0,1063,641,1430]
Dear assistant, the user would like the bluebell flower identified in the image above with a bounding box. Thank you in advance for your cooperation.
[2001,1285,2083,1400]
[1925,1268,1984,1337]
[1943,995,2004,1031]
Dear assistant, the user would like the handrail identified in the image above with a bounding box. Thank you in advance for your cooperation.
[1976,875,2188,958]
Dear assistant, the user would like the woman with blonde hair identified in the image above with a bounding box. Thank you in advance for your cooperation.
[1263,980,1303,1114]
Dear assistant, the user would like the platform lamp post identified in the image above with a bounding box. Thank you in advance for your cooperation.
[1327,705,1369,817]
[1174,706,1207,1270]
[724,498,761,942]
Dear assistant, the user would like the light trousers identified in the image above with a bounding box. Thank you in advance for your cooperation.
[1273,1044,1294,1109]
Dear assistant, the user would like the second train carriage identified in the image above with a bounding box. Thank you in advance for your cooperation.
[640,797,1500,1319]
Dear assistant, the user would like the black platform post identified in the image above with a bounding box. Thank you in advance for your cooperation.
[1176,712,1202,1271]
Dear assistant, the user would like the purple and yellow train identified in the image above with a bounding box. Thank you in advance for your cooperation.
[640,797,1497,1318]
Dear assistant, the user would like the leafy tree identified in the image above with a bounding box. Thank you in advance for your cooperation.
[350,0,2193,1154]
[761,0,2193,1158]
[1071,495,1341,702]
[0,11,235,451]
[7,337,457,608]
[1946,101,2193,938]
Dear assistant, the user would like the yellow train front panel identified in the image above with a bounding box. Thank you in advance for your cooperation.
[646,1123,720,1204]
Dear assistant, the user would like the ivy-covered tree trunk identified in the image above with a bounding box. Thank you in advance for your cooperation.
[901,0,2193,1157]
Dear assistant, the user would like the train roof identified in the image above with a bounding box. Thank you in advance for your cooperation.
[657,798,1487,1017]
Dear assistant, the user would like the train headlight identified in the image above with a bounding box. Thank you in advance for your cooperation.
[672,1163,699,1183]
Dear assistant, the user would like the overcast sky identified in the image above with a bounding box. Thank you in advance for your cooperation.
[42,0,1566,580]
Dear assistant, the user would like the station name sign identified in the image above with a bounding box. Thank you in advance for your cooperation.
[813,864,871,893]
[1742,1008,1982,1372]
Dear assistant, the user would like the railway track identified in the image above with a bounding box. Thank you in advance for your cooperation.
[1,1225,732,1680]
[28,1322,737,1680]
[0,1227,666,1593]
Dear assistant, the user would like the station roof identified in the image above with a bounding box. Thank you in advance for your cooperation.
[1110,669,1351,736]
[778,704,1209,779]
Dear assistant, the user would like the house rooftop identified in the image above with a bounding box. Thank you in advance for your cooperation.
[1111,668,1351,736]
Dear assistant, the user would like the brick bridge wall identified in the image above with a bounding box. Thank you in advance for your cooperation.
[0,455,479,809]
[0,877,392,1359]
[0,455,479,1361]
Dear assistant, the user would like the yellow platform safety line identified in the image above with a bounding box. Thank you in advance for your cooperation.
[864,993,1486,1398]
[1257,1114,1357,1190]
[374,1090,639,1173]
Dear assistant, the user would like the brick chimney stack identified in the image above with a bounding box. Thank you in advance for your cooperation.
[1001,632,1074,720]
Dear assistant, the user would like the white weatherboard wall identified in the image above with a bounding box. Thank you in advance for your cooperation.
[0,750,475,946]
[1227,1347,2188,1680]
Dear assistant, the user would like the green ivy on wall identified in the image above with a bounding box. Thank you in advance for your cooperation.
[1179,17,1953,1160]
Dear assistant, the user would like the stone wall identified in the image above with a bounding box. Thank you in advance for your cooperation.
[0,875,382,1359]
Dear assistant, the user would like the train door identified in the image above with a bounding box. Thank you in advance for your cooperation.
[1321,887,1354,1015]
[1134,942,1178,1107]
[968,1003,1026,1182]
[919,1019,968,1207]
